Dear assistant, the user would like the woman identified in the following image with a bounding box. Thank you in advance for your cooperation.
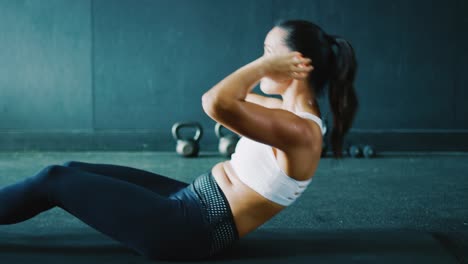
[0,19,358,261]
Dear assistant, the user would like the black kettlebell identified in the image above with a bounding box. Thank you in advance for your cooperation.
[171,122,203,157]
[348,145,362,158]
[363,145,376,158]
[321,144,328,157]
[215,123,239,157]
[321,116,328,157]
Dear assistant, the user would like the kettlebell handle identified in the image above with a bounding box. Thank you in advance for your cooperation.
[215,123,232,139]
[172,122,203,142]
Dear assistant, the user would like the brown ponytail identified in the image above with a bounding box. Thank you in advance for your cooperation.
[275,19,359,159]
[326,35,359,159]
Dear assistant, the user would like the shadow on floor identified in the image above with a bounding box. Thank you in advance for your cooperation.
[0,228,459,263]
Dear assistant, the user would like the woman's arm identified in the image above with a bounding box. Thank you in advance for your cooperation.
[245,93,283,109]
[202,53,315,152]
[202,57,265,103]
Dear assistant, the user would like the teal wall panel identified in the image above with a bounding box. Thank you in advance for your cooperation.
[0,0,92,131]
[0,0,466,151]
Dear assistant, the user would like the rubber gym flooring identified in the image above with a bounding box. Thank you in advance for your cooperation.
[0,151,466,263]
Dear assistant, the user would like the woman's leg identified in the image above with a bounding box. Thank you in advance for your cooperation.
[0,165,209,260]
[61,161,189,197]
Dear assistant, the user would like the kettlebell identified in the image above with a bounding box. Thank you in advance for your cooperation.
[363,145,376,158]
[321,116,328,157]
[215,123,239,157]
[348,144,362,158]
[171,122,203,157]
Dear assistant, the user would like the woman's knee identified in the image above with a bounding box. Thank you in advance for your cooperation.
[42,165,62,174]
[62,160,80,167]
[35,165,68,184]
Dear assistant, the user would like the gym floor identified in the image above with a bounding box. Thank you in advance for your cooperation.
[0,151,467,264]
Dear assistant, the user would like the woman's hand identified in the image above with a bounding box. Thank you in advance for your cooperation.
[261,51,314,82]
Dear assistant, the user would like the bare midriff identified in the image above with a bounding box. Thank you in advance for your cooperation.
[210,160,287,239]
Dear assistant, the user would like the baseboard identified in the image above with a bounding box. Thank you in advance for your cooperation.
[0,130,467,152]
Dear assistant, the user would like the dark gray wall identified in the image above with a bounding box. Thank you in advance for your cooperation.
[275,0,461,129]
[0,0,92,130]
[93,0,271,132]
[456,0,468,127]
[0,0,467,152]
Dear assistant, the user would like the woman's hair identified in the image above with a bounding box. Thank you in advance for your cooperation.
[275,19,359,159]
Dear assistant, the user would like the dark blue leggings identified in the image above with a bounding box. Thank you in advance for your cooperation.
[0,161,214,261]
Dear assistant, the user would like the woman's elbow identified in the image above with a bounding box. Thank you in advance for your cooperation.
[201,92,217,116]
[202,92,235,119]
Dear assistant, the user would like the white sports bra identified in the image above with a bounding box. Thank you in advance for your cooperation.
[228,111,326,206]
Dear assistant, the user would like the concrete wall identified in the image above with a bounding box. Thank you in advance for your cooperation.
[0,0,467,152]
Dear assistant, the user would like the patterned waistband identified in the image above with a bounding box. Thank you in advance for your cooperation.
[191,171,239,256]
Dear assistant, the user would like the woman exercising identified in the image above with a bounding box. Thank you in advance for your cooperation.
[0,19,358,261]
